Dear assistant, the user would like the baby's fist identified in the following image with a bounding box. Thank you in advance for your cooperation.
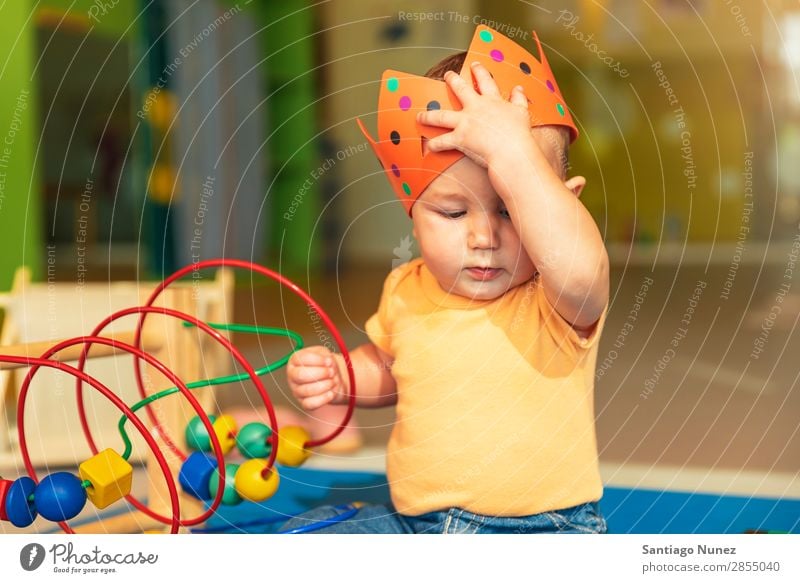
[287,346,346,410]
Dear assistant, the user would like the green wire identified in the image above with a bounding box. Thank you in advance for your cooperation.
[116,322,304,460]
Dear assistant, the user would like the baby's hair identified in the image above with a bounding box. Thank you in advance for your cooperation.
[424,51,570,179]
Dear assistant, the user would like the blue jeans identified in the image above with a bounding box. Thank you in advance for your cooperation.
[279,501,607,534]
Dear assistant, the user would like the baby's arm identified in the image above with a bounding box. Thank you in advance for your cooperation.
[287,343,397,410]
[489,131,609,332]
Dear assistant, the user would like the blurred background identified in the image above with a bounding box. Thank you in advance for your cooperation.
[0,0,798,533]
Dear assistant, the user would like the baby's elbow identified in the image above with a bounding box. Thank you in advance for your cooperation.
[571,262,609,326]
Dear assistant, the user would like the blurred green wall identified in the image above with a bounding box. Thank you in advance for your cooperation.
[0,1,43,290]
[0,0,139,290]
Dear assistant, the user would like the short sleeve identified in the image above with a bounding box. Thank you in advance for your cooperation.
[364,271,398,356]
[535,276,609,352]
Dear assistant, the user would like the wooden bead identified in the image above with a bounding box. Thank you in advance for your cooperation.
[236,422,273,459]
[276,426,312,467]
[234,459,279,502]
[185,414,217,452]
[4,477,36,527]
[79,449,133,509]
[35,472,87,522]
[211,415,238,455]
[178,452,218,501]
[207,463,242,506]
[0,478,12,522]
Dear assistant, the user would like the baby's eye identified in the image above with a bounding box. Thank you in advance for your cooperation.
[439,210,466,219]
[499,208,511,219]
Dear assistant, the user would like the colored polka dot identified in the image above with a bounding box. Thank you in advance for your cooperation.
[556,103,565,116]
[546,80,555,93]
[402,182,411,196]
[391,164,400,177]
[519,62,531,75]
[426,100,441,111]
[490,49,504,62]
[390,130,401,145]
[387,77,399,92]
[399,96,411,110]
[479,30,493,43]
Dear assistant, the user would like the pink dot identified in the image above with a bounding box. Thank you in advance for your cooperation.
[399,96,411,111]
[546,80,555,93]
[490,49,504,62]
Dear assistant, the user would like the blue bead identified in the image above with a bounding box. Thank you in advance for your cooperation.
[5,477,36,527]
[179,451,218,501]
[35,472,87,522]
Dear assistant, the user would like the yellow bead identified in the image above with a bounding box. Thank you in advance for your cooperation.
[234,460,279,502]
[212,415,238,455]
[78,449,133,510]
[276,426,311,467]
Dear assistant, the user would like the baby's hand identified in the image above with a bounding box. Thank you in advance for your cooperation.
[287,346,346,410]
[417,61,533,169]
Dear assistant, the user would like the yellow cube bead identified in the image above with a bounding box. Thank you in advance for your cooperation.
[78,449,133,509]
[234,460,280,502]
[276,426,312,467]
[212,415,238,455]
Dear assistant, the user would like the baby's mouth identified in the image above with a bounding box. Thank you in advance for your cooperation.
[466,266,502,281]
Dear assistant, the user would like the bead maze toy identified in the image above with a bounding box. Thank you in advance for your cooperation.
[0,259,356,534]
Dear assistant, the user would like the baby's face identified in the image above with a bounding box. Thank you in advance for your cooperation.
[411,157,536,301]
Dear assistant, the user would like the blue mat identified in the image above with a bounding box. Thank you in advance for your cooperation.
[202,467,799,534]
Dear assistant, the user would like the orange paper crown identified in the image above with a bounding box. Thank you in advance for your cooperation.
[357,25,578,215]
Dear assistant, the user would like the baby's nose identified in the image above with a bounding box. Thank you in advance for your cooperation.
[468,216,499,249]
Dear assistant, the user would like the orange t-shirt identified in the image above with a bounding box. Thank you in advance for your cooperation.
[365,258,608,517]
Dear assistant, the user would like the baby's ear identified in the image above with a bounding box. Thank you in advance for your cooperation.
[564,176,586,198]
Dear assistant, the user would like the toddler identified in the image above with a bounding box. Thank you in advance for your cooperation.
[283,25,609,534]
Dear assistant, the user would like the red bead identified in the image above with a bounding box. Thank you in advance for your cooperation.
[0,479,12,521]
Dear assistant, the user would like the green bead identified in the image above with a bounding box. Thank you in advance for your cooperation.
[386,77,399,92]
[479,29,493,43]
[208,463,242,506]
[556,103,565,116]
[402,182,411,196]
[185,414,216,452]
[236,422,273,459]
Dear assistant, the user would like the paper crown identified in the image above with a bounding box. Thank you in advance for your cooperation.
[357,25,578,215]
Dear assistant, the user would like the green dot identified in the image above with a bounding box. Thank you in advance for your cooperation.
[556,103,565,116]
[402,182,411,196]
[479,30,493,43]
[387,77,399,92]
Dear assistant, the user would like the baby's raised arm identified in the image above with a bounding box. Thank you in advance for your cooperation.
[287,343,397,410]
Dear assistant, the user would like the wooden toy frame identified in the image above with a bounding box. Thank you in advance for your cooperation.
[0,267,234,533]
